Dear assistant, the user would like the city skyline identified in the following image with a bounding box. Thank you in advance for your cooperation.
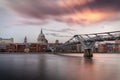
[0,0,120,43]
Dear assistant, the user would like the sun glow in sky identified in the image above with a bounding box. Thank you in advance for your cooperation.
[0,0,120,43]
[63,10,115,25]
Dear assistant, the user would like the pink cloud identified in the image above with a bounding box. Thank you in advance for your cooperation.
[6,0,120,25]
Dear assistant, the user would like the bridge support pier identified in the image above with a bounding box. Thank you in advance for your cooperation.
[84,49,93,58]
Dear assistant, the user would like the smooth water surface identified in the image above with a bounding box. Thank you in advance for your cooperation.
[0,53,120,80]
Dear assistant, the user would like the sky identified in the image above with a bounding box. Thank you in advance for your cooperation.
[0,0,120,43]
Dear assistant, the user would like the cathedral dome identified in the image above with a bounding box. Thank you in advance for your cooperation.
[37,29,48,45]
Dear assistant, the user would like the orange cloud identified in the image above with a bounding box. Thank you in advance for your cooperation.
[59,0,116,25]
[59,0,94,7]
[60,9,115,25]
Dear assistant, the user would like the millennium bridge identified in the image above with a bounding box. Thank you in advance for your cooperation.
[53,31,120,58]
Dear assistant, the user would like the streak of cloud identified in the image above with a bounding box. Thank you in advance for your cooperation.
[15,19,48,25]
[43,28,75,32]
[5,0,120,25]
[45,33,72,37]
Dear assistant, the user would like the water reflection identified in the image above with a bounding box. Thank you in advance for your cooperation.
[83,58,94,64]
[0,53,120,80]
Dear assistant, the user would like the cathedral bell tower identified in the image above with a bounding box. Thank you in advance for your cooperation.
[24,36,30,53]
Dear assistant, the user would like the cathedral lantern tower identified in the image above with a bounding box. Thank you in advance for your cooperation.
[37,29,48,45]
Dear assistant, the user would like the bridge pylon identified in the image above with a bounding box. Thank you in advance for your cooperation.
[82,42,95,58]
[84,49,93,57]
[75,35,95,58]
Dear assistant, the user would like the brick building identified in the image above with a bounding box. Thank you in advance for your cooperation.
[6,43,47,52]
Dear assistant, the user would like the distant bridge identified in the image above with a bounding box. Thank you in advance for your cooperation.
[54,31,120,58]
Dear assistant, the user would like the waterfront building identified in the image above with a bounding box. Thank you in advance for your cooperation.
[6,43,48,53]
[115,40,120,44]
[0,37,14,44]
[5,30,48,53]
[55,40,59,45]
[0,37,14,51]
[37,29,48,45]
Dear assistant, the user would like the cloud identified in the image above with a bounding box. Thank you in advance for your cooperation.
[5,0,120,25]
[15,19,48,25]
[45,33,72,37]
[43,28,75,32]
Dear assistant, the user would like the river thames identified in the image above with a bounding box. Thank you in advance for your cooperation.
[0,53,120,80]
